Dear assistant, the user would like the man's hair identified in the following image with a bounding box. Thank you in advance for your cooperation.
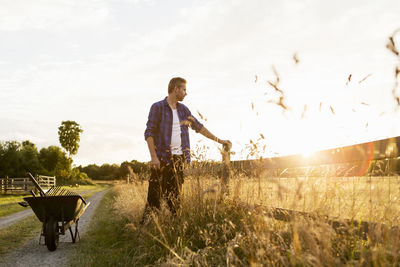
[168,77,186,94]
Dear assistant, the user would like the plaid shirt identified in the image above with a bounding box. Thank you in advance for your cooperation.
[144,97,203,164]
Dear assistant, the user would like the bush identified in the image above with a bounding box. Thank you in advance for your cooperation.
[57,168,94,186]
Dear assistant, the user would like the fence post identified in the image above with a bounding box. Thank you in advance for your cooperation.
[5,176,8,193]
[221,143,231,196]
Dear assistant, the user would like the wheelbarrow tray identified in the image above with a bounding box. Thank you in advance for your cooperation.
[23,195,87,223]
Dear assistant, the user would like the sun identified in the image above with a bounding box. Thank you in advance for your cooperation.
[301,150,316,158]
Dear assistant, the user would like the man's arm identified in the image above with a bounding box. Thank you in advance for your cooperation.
[199,126,232,148]
[144,103,161,170]
[182,108,231,148]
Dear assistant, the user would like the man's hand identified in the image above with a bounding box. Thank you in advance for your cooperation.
[146,136,160,170]
[151,156,160,170]
[180,116,194,127]
[219,139,232,149]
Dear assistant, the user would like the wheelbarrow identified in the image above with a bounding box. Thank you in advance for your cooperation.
[19,173,90,251]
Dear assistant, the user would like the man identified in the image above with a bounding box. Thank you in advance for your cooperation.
[143,77,231,215]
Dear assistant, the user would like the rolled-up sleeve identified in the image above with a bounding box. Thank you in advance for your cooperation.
[187,109,203,133]
[144,103,159,140]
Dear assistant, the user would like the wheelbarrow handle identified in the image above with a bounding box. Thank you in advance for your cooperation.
[27,173,46,197]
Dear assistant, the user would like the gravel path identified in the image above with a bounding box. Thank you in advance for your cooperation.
[0,189,108,267]
[0,209,33,229]
[0,190,93,230]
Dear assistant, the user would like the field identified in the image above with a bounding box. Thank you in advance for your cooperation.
[231,175,400,223]
[70,174,400,266]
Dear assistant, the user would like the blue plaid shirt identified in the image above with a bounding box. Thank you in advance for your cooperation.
[144,97,203,164]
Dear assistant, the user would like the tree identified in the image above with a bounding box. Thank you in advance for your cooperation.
[20,140,40,175]
[0,141,22,177]
[81,164,101,179]
[99,163,120,180]
[38,146,72,178]
[58,121,83,158]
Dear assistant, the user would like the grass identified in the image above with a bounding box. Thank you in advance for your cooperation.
[0,215,41,256]
[0,194,29,217]
[228,175,400,223]
[71,183,110,197]
[68,174,400,266]
[68,188,132,267]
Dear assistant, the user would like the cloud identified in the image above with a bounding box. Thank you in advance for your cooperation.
[119,0,155,5]
[76,124,146,165]
[0,0,110,31]
[0,132,45,144]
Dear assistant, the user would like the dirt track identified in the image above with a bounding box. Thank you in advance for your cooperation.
[0,209,33,229]
[0,190,107,267]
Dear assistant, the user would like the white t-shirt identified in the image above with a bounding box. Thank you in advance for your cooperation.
[170,109,183,155]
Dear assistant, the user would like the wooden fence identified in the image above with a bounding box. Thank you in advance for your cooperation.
[220,136,400,239]
[231,136,400,177]
[0,175,56,194]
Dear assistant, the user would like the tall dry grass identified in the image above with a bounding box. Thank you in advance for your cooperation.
[231,175,400,224]
[111,171,400,266]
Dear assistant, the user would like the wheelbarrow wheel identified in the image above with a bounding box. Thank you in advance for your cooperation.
[45,217,59,251]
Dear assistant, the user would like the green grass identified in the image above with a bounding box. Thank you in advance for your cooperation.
[0,215,41,256]
[0,194,29,217]
[0,194,30,206]
[0,203,26,217]
[71,183,110,196]
[68,188,133,267]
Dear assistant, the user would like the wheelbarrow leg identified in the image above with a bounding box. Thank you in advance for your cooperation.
[69,227,75,243]
[75,219,80,241]
[69,219,80,243]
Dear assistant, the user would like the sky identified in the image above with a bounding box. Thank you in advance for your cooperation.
[1,0,400,166]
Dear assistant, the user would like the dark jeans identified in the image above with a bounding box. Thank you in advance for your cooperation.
[145,155,184,214]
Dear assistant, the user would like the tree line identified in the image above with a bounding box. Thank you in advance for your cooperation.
[77,160,149,181]
[0,139,149,182]
[0,140,75,181]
